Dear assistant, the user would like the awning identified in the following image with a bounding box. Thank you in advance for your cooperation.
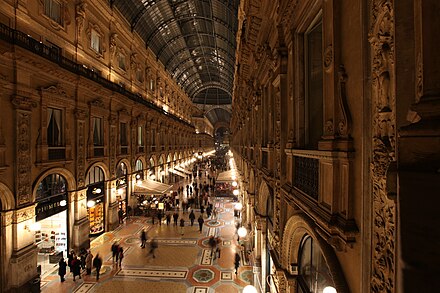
[170,169,186,177]
[175,166,192,175]
[216,170,237,183]
[133,180,173,195]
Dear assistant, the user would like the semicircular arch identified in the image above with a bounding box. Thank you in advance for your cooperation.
[256,180,271,216]
[116,158,132,174]
[281,213,349,293]
[32,168,76,202]
[0,182,15,210]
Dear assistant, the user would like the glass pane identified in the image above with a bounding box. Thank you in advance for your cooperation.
[299,236,313,289]
[306,21,323,149]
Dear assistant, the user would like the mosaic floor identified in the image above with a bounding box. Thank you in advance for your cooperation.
[41,181,252,293]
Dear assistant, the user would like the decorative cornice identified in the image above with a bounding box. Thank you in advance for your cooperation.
[10,96,37,110]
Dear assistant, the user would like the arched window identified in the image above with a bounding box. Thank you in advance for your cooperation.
[86,166,105,185]
[135,159,143,172]
[298,235,335,293]
[36,174,67,201]
[116,162,127,178]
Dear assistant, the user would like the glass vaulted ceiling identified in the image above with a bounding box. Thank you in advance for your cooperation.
[110,0,238,126]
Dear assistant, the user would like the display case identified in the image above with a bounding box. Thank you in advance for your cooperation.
[88,202,104,234]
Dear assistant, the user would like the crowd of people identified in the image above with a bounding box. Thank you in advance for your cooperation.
[55,155,245,283]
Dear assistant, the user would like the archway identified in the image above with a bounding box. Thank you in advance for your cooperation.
[281,214,349,293]
[86,166,106,236]
[0,182,15,210]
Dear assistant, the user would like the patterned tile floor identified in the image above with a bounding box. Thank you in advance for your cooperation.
[41,179,252,293]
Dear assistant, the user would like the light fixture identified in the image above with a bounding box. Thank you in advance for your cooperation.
[235,202,243,210]
[87,200,96,208]
[232,181,238,187]
[323,286,337,293]
[154,200,159,205]
[60,200,67,207]
[231,175,236,180]
[92,187,102,194]
[237,226,247,238]
[243,285,257,293]
[233,189,239,196]
[136,174,141,179]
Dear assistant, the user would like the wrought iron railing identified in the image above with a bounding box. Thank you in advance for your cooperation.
[48,147,65,160]
[0,23,192,127]
[293,156,319,200]
[93,147,104,157]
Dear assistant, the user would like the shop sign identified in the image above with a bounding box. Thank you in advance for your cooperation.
[36,195,67,221]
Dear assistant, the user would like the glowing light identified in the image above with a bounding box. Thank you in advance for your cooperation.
[243,285,257,293]
[233,189,239,196]
[234,203,243,210]
[30,222,41,232]
[87,200,96,208]
[232,181,238,187]
[136,174,141,179]
[323,287,337,293]
[60,200,67,207]
[237,227,247,238]
[118,188,124,195]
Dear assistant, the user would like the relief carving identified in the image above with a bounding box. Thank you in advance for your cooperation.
[109,33,118,62]
[89,98,106,109]
[77,120,85,187]
[416,53,423,103]
[369,1,396,292]
[324,45,333,71]
[76,1,87,43]
[337,65,352,137]
[13,101,36,206]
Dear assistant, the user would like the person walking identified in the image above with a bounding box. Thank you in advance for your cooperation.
[198,215,204,232]
[118,246,124,267]
[157,211,163,226]
[173,211,179,226]
[58,257,67,282]
[179,218,185,236]
[85,250,93,275]
[166,213,171,225]
[147,237,158,259]
[111,242,119,264]
[215,236,222,259]
[200,205,205,215]
[234,252,241,275]
[93,254,102,281]
[118,208,124,224]
[140,229,147,248]
[189,210,196,226]
[208,236,217,259]
[206,206,212,218]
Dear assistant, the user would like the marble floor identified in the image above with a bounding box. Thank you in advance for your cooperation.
[41,180,251,293]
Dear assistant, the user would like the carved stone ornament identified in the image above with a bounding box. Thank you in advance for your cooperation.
[88,98,105,109]
[11,96,37,110]
[76,119,86,188]
[325,119,334,135]
[416,53,423,103]
[369,1,397,292]
[337,65,352,137]
[74,108,88,120]
[76,1,87,42]
[42,84,69,99]
[109,33,118,62]
[324,45,333,71]
[1,212,13,226]
[13,205,35,223]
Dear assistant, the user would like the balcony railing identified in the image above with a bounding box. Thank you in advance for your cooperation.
[48,147,65,160]
[294,156,319,200]
[94,146,104,157]
[0,23,192,127]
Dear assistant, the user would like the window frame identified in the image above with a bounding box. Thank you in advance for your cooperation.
[43,0,63,26]
[90,29,101,54]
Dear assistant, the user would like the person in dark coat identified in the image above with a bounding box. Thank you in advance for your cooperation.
[111,242,119,264]
[189,210,196,226]
[234,252,241,275]
[93,254,102,281]
[72,257,81,281]
[173,211,179,226]
[198,215,204,232]
[118,246,124,267]
[58,257,67,282]
[140,229,147,248]
[157,211,163,225]
[166,213,171,225]
[179,218,185,236]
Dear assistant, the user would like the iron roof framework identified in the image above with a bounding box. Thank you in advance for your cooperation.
[110,0,238,127]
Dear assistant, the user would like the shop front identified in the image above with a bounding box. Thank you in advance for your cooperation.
[116,162,128,220]
[34,174,68,277]
[86,166,106,236]
[87,183,105,236]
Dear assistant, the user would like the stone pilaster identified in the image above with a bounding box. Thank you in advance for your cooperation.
[11,96,37,207]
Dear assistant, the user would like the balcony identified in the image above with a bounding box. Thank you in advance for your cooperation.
[48,147,65,160]
[293,156,319,200]
[94,146,104,157]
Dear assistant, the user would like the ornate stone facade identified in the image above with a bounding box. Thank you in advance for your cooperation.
[369,1,397,292]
